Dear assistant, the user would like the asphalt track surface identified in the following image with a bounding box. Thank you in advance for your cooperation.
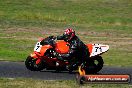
[0,61,132,83]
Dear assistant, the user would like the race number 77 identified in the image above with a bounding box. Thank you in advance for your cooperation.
[95,47,102,52]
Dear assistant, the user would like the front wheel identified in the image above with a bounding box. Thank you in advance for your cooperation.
[25,56,45,71]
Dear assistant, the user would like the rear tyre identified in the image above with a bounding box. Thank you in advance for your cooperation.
[25,56,45,71]
[84,56,104,74]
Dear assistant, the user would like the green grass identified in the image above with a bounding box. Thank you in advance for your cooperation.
[0,38,33,61]
[0,0,132,66]
[0,0,132,29]
[0,0,132,87]
[0,78,131,88]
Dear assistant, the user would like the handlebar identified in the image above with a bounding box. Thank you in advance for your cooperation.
[40,36,56,47]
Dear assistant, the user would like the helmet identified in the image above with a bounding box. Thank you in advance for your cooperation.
[64,28,75,41]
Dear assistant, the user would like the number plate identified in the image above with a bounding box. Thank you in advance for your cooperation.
[90,44,109,57]
[34,42,42,52]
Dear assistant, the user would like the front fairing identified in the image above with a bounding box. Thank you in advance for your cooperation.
[31,38,53,58]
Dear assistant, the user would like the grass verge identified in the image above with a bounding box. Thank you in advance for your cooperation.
[0,78,131,88]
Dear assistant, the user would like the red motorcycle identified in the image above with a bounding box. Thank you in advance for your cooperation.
[25,36,109,74]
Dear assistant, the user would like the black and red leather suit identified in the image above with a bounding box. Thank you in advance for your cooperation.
[56,34,90,68]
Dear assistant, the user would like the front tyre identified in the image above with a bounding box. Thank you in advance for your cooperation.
[25,56,45,71]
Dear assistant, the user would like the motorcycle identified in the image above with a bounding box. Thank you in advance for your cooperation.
[25,36,109,74]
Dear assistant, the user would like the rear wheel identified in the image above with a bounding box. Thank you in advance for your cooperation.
[83,56,104,74]
[25,56,45,71]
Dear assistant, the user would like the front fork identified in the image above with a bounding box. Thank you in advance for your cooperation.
[30,53,41,65]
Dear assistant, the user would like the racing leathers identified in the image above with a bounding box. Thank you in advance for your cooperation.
[56,34,90,70]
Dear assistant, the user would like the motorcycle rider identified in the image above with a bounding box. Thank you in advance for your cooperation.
[55,28,90,71]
